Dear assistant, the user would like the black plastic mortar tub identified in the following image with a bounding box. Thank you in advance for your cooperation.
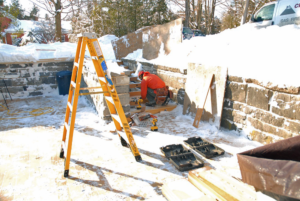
[56,71,72,95]
[160,144,205,171]
[184,137,225,159]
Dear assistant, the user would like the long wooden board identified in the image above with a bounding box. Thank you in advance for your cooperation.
[188,167,257,201]
[129,91,141,97]
[193,74,214,128]
[130,77,138,82]
[130,104,177,115]
[130,83,141,88]
[162,179,215,201]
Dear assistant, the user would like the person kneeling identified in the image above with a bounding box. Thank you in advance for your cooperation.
[138,71,172,107]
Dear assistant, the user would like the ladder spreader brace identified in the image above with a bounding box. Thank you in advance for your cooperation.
[59,33,142,177]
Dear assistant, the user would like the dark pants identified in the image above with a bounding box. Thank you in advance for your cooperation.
[146,88,156,104]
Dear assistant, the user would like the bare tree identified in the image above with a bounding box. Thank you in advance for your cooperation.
[185,0,190,27]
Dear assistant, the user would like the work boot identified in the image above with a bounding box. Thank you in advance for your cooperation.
[146,102,156,107]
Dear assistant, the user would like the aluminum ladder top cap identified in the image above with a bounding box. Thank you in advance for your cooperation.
[77,33,97,39]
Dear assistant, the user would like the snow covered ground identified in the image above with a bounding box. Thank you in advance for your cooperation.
[125,23,300,88]
[0,95,267,200]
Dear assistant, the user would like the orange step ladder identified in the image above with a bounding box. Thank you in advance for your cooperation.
[59,33,142,177]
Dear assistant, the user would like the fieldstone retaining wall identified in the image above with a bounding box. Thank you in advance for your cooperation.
[121,58,300,144]
[0,60,73,99]
[222,76,300,144]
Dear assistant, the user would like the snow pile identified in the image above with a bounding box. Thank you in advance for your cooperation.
[124,23,300,88]
[98,35,118,60]
[124,49,143,60]
[188,23,300,87]
[0,42,77,63]
[0,34,117,63]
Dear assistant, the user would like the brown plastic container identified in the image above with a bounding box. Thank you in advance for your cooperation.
[237,135,300,200]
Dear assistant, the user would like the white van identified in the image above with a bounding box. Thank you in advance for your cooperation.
[251,0,300,27]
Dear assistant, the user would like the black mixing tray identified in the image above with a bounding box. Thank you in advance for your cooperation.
[160,144,204,171]
[184,137,225,159]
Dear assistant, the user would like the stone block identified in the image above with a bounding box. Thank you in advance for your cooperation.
[10,64,26,68]
[177,88,185,105]
[248,116,263,130]
[0,64,8,69]
[248,116,292,139]
[111,76,130,86]
[41,76,56,84]
[115,85,129,94]
[118,93,130,105]
[272,103,297,120]
[220,118,237,130]
[39,72,52,77]
[5,86,23,93]
[284,120,300,135]
[246,86,270,111]
[11,78,27,86]
[248,108,285,127]
[249,130,274,144]
[227,75,243,83]
[222,108,246,124]
[29,91,43,96]
[0,79,12,87]
[223,99,246,112]
[225,82,247,103]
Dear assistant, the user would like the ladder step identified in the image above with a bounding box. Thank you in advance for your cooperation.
[105,96,114,104]
[67,102,72,112]
[111,114,122,125]
[64,122,69,133]
[71,81,76,88]
[98,77,106,83]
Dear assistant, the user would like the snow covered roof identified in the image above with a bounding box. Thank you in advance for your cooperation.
[4,20,72,34]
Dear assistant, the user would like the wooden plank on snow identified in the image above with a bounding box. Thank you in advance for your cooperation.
[188,167,257,201]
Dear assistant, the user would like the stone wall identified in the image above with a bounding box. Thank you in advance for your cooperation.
[121,58,300,144]
[221,76,300,144]
[111,26,153,60]
[0,60,73,99]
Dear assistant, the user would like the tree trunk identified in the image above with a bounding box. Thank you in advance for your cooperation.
[241,0,250,25]
[55,0,62,42]
[204,0,208,34]
[197,0,202,30]
[185,0,190,27]
[210,0,216,34]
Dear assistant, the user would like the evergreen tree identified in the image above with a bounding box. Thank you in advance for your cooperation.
[9,0,24,19]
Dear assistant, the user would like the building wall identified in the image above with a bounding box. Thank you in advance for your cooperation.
[0,61,73,99]
[122,58,300,144]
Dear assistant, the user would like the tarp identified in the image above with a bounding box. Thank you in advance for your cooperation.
[237,135,300,200]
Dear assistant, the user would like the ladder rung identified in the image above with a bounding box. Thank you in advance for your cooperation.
[111,114,122,125]
[74,62,79,67]
[91,56,98,60]
[64,122,69,133]
[98,77,106,83]
[67,102,72,112]
[79,91,109,96]
[105,96,114,104]
[71,81,76,88]
[80,86,103,90]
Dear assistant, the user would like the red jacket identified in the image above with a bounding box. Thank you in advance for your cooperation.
[141,72,166,100]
